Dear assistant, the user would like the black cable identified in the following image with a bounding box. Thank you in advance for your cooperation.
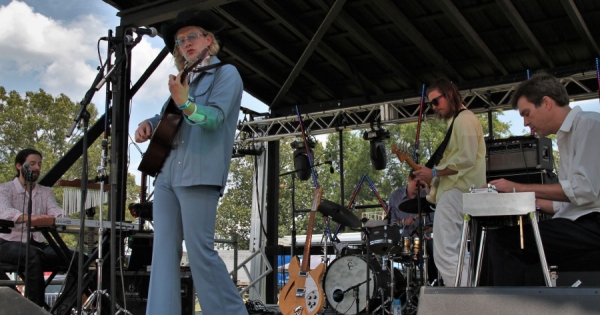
[253,155,268,238]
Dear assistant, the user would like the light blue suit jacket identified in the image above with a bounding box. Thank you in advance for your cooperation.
[147,56,243,194]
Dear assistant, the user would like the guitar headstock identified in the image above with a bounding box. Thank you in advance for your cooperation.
[311,188,324,212]
[391,142,412,163]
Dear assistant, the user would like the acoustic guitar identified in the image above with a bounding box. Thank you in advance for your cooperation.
[279,188,325,315]
[138,48,208,177]
[391,144,438,204]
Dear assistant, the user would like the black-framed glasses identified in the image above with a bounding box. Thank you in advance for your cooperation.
[429,94,444,106]
[175,33,206,47]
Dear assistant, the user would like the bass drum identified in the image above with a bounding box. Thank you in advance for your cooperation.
[323,255,392,314]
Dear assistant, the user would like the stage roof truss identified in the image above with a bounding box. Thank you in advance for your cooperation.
[235,70,599,144]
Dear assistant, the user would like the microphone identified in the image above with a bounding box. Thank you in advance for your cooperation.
[332,289,344,302]
[22,164,33,181]
[130,27,158,38]
[100,35,134,44]
[322,160,334,173]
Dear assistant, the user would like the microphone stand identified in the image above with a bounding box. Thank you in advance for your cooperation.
[68,30,141,315]
[24,169,34,299]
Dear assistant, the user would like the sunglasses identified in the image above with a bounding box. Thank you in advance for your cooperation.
[428,94,445,106]
[175,33,206,47]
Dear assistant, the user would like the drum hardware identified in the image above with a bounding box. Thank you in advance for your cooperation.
[367,225,402,256]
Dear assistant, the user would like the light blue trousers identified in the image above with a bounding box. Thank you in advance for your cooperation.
[145,182,247,315]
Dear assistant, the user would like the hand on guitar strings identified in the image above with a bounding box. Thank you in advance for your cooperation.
[413,166,434,184]
[168,69,190,106]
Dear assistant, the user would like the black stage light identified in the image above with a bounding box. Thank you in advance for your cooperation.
[291,138,316,181]
[363,127,390,170]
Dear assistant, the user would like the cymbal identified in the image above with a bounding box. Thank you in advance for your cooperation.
[317,199,362,228]
[398,197,436,214]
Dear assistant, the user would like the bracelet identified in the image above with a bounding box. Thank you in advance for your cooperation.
[432,168,437,178]
[177,100,192,110]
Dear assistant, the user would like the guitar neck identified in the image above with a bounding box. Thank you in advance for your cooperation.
[301,188,323,272]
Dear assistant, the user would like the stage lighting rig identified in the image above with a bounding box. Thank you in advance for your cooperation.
[363,120,390,170]
[291,138,316,181]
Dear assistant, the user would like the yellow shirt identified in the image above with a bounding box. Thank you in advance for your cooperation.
[434,109,487,203]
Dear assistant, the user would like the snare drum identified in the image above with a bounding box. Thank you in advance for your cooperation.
[367,225,402,255]
[323,255,389,314]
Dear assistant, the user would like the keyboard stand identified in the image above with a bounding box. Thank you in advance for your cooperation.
[455,191,554,287]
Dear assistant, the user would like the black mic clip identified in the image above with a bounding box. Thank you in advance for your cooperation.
[100,35,134,45]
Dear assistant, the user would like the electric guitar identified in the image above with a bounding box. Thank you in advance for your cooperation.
[279,188,325,315]
[391,144,438,204]
[138,48,208,177]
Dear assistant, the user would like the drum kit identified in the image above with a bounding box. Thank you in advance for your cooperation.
[315,197,437,315]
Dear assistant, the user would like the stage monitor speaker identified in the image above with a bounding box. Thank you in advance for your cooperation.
[417,287,600,315]
[0,287,51,315]
[116,269,195,315]
[486,136,553,173]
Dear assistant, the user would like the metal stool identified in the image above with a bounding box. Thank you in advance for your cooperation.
[456,191,555,287]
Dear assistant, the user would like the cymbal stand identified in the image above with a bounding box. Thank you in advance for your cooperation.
[320,216,332,266]
[403,261,419,315]
[415,180,425,286]
[422,233,429,286]
[385,254,395,315]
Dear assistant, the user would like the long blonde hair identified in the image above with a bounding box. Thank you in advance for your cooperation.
[172,26,221,71]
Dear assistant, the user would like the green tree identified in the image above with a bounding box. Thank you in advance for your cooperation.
[216,156,255,249]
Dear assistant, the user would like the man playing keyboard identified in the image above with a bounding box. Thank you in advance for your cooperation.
[0,148,66,308]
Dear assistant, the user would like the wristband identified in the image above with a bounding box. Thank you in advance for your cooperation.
[432,168,437,178]
[177,100,192,110]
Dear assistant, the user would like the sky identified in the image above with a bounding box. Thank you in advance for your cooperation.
[0,0,269,185]
[0,0,599,185]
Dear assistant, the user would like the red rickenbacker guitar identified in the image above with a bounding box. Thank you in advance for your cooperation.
[279,188,325,315]
[138,48,208,177]
[391,144,438,204]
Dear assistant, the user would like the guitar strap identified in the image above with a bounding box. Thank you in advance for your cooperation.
[425,108,466,169]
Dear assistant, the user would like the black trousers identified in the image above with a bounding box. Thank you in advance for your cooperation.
[0,238,69,307]
[487,212,600,286]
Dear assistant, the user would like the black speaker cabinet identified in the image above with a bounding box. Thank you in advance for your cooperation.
[116,269,195,315]
[417,287,600,315]
[0,287,51,315]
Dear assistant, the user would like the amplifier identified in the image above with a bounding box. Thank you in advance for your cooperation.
[486,136,553,172]
[116,269,195,315]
